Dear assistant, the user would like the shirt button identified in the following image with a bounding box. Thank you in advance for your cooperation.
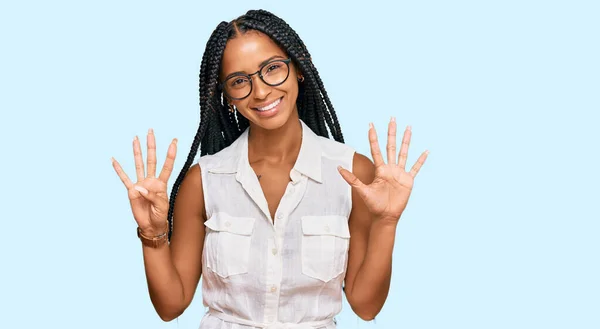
[270,285,277,293]
[272,248,278,255]
[276,213,283,219]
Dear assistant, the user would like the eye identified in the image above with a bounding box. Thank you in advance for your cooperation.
[229,76,249,88]
[266,63,283,73]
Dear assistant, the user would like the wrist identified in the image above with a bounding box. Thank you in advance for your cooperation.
[372,216,399,230]
[137,221,169,248]
[139,221,168,236]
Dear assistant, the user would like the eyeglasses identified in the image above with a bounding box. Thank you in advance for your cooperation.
[220,58,292,100]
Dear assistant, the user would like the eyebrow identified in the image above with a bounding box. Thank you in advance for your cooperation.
[223,55,286,81]
[259,55,285,67]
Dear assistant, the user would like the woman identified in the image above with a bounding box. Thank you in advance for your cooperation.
[111,9,428,329]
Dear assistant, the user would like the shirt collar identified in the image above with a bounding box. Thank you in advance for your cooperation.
[291,119,322,183]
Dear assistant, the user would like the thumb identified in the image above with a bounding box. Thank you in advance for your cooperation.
[338,166,371,204]
[134,185,161,204]
[337,166,367,191]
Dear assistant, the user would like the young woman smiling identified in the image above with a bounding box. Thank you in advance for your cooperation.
[112,9,428,329]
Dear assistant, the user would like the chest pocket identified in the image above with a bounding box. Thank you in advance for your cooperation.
[301,215,351,282]
[204,212,255,278]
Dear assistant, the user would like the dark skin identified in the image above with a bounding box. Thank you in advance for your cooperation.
[220,30,305,220]
[112,29,427,321]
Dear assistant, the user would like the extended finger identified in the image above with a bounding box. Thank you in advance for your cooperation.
[158,138,178,183]
[112,157,134,189]
[368,123,384,167]
[337,166,366,188]
[133,135,145,182]
[398,126,412,169]
[147,128,157,178]
[409,150,429,177]
[387,117,397,165]
[337,166,370,202]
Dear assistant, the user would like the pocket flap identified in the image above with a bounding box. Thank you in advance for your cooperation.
[204,212,255,235]
[301,215,350,238]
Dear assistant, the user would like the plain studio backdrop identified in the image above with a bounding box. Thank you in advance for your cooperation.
[1,1,598,328]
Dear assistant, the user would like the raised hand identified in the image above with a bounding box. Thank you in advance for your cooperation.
[338,118,428,224]
[111,129,178,235]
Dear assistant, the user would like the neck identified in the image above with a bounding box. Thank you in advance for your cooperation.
[247,110,302,164]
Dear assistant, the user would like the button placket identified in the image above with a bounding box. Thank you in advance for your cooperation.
[264,236,281,324]
[264,180,303,324]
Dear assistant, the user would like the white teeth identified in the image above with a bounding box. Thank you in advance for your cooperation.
[257,98,281,111]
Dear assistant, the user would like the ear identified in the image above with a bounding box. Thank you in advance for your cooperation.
[295,65,304,81]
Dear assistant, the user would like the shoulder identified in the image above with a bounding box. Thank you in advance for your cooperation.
[315,136,374,178]
[179,163,203,199]
[197,133,245,172]
[173,163,206,220]
[351,152,376,184]
[197,144,236,166]
[316,135,355,161]
[186,163,202,182]
[315,136,374,181]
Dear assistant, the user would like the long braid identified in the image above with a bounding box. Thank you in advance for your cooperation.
[313,71,343,141]
[167,10,345,240]
[166,21,229,239]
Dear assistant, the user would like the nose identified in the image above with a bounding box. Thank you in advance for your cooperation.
[251,74,272,100]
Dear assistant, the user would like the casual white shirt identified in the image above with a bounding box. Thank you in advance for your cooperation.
[197,119,355,329]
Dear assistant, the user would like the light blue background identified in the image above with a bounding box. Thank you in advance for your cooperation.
[1,0,598,328]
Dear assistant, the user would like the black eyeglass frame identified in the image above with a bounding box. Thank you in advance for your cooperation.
[219,58,293,101]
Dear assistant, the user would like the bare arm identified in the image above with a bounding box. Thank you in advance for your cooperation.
[143,163,206,321]
[344,153,394,321]
[340,120,428,320]
[112,130,208,321]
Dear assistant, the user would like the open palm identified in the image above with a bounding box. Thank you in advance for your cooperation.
[339,118,428,223]
[111,129,178,235]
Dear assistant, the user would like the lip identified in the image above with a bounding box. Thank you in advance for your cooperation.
[252,96,283,118]
[252,97,282,110]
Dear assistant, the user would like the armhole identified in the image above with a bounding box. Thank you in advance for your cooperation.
[197,157,212,221]
[346,148,356,218]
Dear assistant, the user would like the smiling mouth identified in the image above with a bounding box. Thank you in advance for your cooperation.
[253,97,282,112]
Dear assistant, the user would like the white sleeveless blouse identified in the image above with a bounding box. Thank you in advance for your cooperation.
[197,120,355,329]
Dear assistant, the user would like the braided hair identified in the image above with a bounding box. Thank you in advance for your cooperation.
[167,9,344,239]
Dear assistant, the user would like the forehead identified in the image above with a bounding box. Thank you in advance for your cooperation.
[221,31,287,77]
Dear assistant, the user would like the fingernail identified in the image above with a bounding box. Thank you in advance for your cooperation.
[369,122,374,129]
[337,165,343,171]
[174,138,178,144]
[134,135,138,141]
[111,157,115,163]
[407,125,412,131]
[134,186,148,195]
[148,128,154,134]
[391,116,396,122]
